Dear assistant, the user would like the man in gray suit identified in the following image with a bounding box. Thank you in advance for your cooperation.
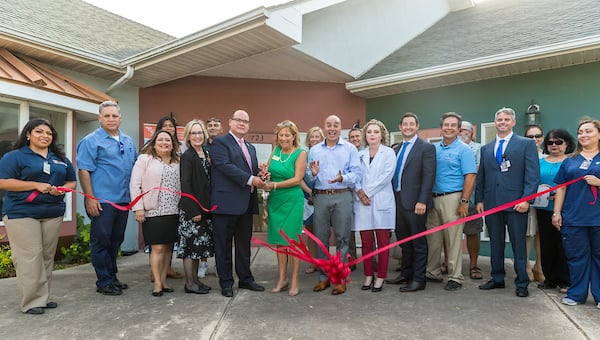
[475,107,540,297]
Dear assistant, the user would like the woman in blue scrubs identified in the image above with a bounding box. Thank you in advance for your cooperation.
[0,119,76,314]
[552,118,600,308]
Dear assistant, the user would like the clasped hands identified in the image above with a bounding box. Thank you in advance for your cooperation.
[37,183,64,196]
[255,163,271,189]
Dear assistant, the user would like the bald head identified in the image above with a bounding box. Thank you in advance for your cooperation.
[324,115,342,146]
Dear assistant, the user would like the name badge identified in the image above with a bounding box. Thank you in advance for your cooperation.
[500,159,511,172]
[580,159,591,170]
[272,155,280,161]
[43,161,51,174]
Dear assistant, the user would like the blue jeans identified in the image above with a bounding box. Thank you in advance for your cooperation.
[89,203,129,288]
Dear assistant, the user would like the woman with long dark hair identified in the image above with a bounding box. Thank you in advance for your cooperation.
[0,118,76,314]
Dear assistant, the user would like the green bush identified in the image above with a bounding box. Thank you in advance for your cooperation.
[0,234,15,278]
[60,213,91,264]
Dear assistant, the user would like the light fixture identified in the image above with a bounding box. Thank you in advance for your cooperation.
[524,100,541,126]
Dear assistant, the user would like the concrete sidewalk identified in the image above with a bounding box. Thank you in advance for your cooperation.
[0,248,598,340]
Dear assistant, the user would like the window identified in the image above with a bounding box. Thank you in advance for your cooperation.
[0,99,73,224]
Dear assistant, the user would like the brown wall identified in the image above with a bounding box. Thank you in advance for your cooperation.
[139,76,366,140]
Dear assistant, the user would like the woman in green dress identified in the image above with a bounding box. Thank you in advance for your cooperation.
[263,120,307,296]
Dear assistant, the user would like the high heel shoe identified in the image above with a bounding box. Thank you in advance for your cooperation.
[372,279,384,293]
[271,281,289,293]
[152,290,163,297]
[361,277,374,291]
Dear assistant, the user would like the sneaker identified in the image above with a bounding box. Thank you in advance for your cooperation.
[198,262,209,278]
[561,297,577,306]
[444,280,462,291]
[597,302,600,309]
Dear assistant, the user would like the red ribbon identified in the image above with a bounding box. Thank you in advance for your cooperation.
[253,176,590,284]
[26,186,217,213]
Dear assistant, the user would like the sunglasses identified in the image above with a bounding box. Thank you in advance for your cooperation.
[526,134,543,139]
[546,140,564,146]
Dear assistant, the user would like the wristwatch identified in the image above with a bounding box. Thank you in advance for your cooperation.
[460,198,469,204]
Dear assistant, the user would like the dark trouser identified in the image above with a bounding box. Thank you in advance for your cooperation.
[485,210,529,288]
[536,209,570,287]
[561,225,600,303]
[395,193,428,283]
[312,191,353,282]
[90,203,129,288]
[212,209,254,289]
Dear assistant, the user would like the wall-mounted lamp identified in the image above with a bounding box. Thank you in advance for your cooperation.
[525,100,541,126]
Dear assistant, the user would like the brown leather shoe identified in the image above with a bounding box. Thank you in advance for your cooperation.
[313,281,330,292]
[167,269,183,279]
[332,284,346,295]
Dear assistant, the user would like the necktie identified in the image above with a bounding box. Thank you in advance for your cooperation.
[239,138,254,192]
[392,142,409,191]
[496,139,505,167]
[238,138,252,170]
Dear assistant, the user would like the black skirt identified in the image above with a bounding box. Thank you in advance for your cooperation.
[142,214,179,245]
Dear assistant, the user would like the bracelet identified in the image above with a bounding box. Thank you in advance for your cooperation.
[552,212,560,217]
[274,182,277,191]
[460,198,469,204]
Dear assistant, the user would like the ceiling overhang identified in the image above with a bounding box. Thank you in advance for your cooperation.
[347,35,600,98]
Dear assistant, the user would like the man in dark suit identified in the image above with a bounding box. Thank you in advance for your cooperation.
[475,107,540,298]
[385,112,436,292]
[211,110,266,297]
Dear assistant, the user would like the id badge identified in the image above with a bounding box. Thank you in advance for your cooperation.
[43,161,51,174]
[272,155,280,161]
[500,159,511,172]
[580,159,591,170]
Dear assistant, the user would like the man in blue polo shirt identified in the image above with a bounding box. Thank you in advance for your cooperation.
[77,101,137,296]
[425,112,476,291]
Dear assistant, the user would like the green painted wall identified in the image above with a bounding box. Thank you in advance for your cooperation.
[367,61,600,137]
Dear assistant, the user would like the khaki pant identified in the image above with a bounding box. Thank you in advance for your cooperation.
[425,193,465,284]
[3,216,62,312]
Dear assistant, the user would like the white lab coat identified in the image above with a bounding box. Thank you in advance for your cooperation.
[352,145,396,231]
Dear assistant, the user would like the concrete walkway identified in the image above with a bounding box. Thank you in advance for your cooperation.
[1,248,598,340]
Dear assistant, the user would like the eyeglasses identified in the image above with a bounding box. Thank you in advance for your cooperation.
[546,139,564,146]
[189,131,204,136]
[231,117,250,124]
[119,141,124,154]
[526,134,543,139]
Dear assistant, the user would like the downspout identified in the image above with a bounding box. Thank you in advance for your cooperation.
[106,65,134,94]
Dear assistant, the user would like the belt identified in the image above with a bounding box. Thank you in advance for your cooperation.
[432,191,461,198]
[314,188,352,195]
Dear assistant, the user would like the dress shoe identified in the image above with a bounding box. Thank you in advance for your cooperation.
[385,275,410,285]
[96,284,122,296]
[239,281,265,291]
[185,284,210,294]
[332,284,346,295]
[25,307,44,315]
[198,281,212,290]
[537,281,557,289]
[399,281,425,292]
[113,279,129,290]
[313,281,330,292]
[516,287,529,297]
[444,280,462,291]
[44,301,58,309]
[162,287,174,293]
[478,279,505,290]
[152,290,163,297]
[221,288,234,297]
[426,276,443,283]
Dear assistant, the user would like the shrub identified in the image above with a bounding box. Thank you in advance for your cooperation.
[0,234,15,278]
[60,213,91,264]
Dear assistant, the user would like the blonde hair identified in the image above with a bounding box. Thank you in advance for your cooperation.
[274,120,300,147]
[362,119,390,146]
[304,126,324,148]
[183,119,208,148]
